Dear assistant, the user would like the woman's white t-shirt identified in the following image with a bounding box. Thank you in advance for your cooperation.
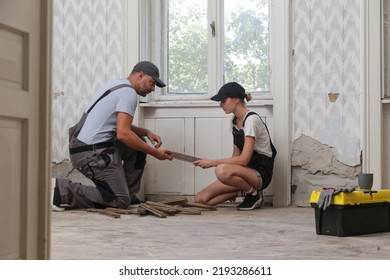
[234,112,273,158]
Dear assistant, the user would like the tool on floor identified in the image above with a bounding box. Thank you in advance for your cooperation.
[317,186,356,210]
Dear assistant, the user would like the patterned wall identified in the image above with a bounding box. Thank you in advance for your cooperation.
[51,0,362,168]
[51,0,123,162]
[292,0,361,166]
[385,0,390,98]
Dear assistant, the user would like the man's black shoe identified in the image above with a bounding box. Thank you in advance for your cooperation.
[130,195,143,205]
[51,178,65,212]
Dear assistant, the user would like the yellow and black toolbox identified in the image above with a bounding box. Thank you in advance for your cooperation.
[310,189,390,237]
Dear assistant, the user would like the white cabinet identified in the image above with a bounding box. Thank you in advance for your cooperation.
[142,105,274,202]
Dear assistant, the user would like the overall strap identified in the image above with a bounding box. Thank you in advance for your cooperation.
[243,112,270,136]
[87,84,133,113]
[243,111,277,160]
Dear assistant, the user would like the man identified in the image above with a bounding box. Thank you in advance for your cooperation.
[52,61,173,211]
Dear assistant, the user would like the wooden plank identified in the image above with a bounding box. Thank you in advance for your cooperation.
[146,201,178,210]
[99,210,121,219]
[145,201,178,215]
[86,208,101,213]
[147,205,177,215]
[159,198,188,205]
[137,207,148,216]
[139,203,167,218]
[173,206,201,215]
[184,202,217,210]
[86,208,121,218]
[170,151,200,162]
[106,208,139,215]
[146,201,201,215]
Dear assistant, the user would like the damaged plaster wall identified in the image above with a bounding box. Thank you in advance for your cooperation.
[292,0,361,206]
[292,135,361,178]
[291,135,360,206]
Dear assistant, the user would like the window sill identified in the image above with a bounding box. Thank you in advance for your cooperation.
[139,99,274,108]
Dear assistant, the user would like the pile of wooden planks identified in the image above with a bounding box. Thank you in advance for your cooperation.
[86,198,216,219]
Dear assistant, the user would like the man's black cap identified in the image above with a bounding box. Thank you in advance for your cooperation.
[210,82,246,101]
[133,61,166,88]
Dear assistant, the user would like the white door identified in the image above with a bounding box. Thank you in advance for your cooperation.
[0,0,50,259]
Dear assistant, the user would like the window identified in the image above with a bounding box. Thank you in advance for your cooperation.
[142,0,270,101]
[168,0,208,95]
[224,0,269,94]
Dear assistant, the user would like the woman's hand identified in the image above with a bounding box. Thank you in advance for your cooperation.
[193,158,216,169]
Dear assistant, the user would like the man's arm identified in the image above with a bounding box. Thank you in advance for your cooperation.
[116,112,171,160]
[131,125,148,137]
[131,124,162,148]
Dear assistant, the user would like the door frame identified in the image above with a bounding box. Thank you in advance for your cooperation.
[270,0,291,207]
[38,0,52,259]
[362,0,382,187]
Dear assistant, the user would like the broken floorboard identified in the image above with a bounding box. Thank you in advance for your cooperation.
[84,198,215,218]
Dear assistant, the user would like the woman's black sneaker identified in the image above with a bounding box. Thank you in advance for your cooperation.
[237,191,263,211]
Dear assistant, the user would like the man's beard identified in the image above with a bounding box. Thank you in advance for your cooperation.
[138,91,149,97]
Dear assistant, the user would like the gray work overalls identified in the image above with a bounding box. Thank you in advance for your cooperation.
[56,84,146,209]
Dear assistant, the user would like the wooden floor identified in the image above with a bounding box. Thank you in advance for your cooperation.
[50,204,390,260]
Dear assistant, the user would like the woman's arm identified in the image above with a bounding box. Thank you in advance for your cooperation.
[194,136,255,168]
[232,145,241,157]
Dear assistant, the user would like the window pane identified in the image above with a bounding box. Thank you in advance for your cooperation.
[224,0,269,93]
[168,0,208,94]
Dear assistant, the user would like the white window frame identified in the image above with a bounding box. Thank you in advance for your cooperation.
[135,0,291,206]
[139,0,273,102]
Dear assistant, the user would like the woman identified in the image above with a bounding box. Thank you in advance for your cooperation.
[194,82,276,210]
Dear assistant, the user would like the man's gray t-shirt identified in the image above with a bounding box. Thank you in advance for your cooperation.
[77,78,137,144]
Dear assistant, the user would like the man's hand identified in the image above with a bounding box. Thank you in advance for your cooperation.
[146,131,162,148]
[154,148,173,161]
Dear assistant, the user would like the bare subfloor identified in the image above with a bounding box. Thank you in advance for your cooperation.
[50,204,390,260]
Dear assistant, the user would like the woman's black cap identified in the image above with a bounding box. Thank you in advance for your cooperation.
[210,82,246,101]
